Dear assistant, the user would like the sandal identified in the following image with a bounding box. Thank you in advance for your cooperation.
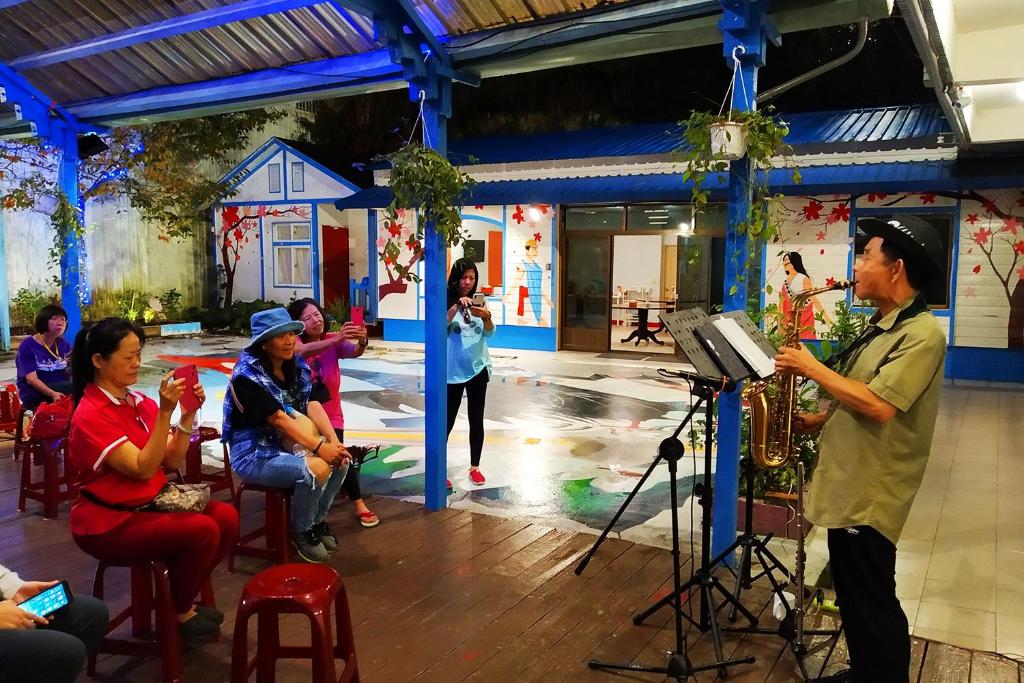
[357,510,380,528]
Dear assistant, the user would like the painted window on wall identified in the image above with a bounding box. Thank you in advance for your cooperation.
[268,163,282,194]
[272,222,312,287]
[291,162,305,193]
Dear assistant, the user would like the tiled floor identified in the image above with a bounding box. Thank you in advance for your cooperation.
[3,335,1021,660]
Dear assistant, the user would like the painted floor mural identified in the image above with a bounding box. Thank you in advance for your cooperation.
[6,335,713,548]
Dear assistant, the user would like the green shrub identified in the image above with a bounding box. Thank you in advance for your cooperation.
[158,289,183,320]
[11,288,56,329]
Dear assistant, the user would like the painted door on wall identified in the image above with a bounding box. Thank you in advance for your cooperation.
[321,224,350,306]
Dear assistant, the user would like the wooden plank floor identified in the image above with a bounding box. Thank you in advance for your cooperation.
[1,441,1021,682]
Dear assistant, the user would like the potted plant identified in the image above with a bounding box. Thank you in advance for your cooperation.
[678,107,799,296]
[377,142,476,284]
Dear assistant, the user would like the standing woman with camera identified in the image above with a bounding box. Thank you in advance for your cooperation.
[445,257,494,487]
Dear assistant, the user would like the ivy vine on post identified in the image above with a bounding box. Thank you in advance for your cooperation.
[677,107,800,298]
[378,142,475,284]
[47,190,87,288]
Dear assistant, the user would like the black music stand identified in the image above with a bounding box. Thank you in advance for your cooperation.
[575,308,769,680]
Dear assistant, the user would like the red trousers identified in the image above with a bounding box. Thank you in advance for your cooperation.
[74,500,239,614]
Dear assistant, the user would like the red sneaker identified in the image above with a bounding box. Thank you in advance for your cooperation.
[469,469,486,486]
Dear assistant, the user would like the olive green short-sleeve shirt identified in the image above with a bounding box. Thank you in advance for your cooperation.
[806,296,946,546]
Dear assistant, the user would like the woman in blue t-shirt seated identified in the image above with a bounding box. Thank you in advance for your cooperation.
[445,258,495,488]
[15,305,73,410]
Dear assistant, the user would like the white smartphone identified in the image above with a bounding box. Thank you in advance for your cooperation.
[472,293,486,307]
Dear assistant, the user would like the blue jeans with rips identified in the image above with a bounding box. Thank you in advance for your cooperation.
[233,451,348,533]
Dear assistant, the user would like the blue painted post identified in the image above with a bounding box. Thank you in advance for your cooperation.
[421,77,451,511]
[0,210,9,351]
[58,127,83,341]
[711,0,776,558]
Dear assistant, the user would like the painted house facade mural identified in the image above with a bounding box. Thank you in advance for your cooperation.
[213,137,368,311]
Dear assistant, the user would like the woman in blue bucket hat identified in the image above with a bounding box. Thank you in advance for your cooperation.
[223,308,351,563]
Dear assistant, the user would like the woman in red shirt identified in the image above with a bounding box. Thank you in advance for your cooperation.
[67,318,239,644]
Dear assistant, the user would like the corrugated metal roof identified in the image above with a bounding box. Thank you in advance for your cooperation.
[338,158,1024,209]
[0,0,622,106]
[448,105,953,165]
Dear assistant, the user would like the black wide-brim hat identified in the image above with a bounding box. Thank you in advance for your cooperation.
[856,216,946,282]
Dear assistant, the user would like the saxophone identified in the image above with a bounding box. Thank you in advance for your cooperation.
[742,279,856,469]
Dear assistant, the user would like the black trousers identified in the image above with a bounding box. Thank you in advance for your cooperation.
[332,429,363,501]
[446,369,489,467]
[827,526,910,683]
[0,595,109,683]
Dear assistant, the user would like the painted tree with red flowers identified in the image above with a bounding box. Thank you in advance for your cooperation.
[218,204,309,307]
[376,208,422,301]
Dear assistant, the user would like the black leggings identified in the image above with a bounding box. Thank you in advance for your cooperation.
[332,429,363,501]
[446,369,489,467]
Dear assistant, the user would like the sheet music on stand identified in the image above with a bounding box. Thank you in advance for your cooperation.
[659,308,778,384]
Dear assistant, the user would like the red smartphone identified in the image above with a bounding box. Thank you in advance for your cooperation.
[350,306,364,327]
[173,364,201,414]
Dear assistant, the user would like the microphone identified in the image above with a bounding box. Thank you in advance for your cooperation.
[657,368,738,393]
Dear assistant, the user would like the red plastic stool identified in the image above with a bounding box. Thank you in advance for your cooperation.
[229,482,292,572]
[184,426,234,496]
[87,560,217,683]
[231,564,359,683]
[17,438,75,519]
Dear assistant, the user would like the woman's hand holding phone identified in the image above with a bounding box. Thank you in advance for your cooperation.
[158,372,185,414]
[0,600,47,630]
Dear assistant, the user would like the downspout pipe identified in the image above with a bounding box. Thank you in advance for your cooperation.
[895,0,970,144]
[757,17,869,103]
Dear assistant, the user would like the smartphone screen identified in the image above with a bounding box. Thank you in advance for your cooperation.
[350,306,364,327]
[173,364,201,414]
[18,581,72,618]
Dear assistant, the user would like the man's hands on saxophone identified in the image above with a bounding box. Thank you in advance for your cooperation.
[774,344,822,379]
[793,411,828,433]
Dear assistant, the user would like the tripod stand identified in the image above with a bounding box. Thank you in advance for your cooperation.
[576,381,755,681]
[717,458,843,679]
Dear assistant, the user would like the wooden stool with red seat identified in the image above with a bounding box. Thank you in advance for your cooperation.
[87,560,217,683]
[183,426,234,496]
[0,384,25,460]
[231,563,359,683]
[17,437,76,519]
[229,482,292,572]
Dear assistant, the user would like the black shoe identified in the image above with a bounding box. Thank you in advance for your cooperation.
[195,604,225,625]
[179,613,220,643]
[312,520,339,553]
[291,529,329,563]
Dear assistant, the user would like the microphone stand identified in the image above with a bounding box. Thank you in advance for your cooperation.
[576,376,755,681]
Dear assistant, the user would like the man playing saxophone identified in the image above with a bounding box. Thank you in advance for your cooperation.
[773,216,947,683]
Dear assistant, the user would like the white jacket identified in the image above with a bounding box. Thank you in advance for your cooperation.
[0,562,25,600]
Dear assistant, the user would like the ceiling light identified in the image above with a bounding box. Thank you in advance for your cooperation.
[678,222,693,236]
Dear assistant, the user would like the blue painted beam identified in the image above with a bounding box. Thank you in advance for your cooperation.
[394,0,451,66]
[67,50,400,122]
[711,0,774,562]
[0,0,32,9]
[9,0,326,71]
[57,125,83,341]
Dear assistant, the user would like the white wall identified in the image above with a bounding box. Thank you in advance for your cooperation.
[612,234,662,297]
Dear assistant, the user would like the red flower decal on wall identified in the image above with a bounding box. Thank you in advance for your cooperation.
[866,193,888,203]
[982,199,999,214]
[386,221,402,238]
[826,277,837,287]
[801,200,824,221]
[972,228,994,245]
[532,232,542,242]
[1001,217,1020,235]
[536,204,550,215]
[826,202,850,225]
[965,213,979,225]
[1014,240,1024,256]
[512,205,525,224]
[816,230,827,241]
[920,193,936,204]
[973,264,982,273]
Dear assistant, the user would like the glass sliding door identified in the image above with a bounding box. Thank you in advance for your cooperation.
[561,236,611,351]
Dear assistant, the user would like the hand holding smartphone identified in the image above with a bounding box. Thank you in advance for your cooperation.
[472,293,486,307]
[17,581,73,618]
[173,364,201,414]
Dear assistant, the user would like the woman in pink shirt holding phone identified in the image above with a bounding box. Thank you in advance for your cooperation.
[287,298,378,527]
